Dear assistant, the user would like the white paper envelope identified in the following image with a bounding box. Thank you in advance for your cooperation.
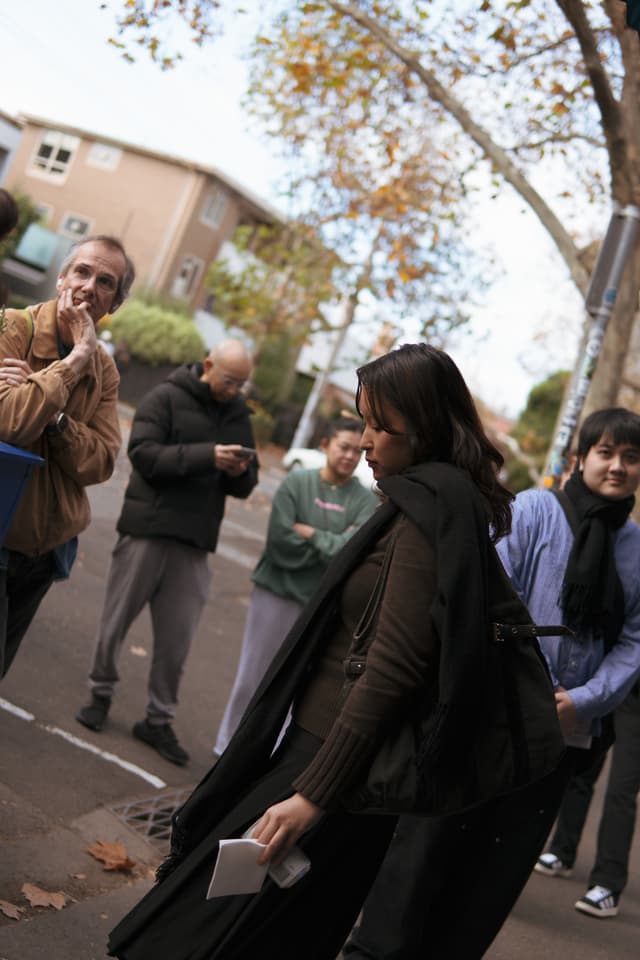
[206,838,268,898]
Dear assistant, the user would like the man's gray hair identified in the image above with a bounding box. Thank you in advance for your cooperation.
[59,235,136,308]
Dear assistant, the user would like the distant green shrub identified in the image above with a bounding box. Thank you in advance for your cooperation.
[108,300,205,366]
[127,285,194,317]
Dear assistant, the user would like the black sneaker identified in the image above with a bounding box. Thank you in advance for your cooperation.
[575,885,619,918]
[76,694,111,732]
[132,719,190,766]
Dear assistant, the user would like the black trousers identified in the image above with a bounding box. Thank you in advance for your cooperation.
[0,551,55,678]
[551,686,640,894]
[548,745,608,869]
[343,756,577,960]
[109,725,397,960]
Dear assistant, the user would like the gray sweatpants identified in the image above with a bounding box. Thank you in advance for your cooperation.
[213,585,303,755]
[88,535,211,724]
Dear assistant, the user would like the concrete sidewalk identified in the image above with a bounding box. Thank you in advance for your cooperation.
[0,781,157,960]
[0,422,286,960]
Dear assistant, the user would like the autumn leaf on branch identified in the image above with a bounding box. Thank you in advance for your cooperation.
[205,221,340,348]
[102,0,232,68]
[0,898,24,920]
[87,839,136,872]
[108,0,640,410]
[21,883,68,910]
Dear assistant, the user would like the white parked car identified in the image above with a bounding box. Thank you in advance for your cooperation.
[282,447,375,489]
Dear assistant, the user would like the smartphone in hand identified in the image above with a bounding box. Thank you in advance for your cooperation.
[242,822,311,889]
[234,447,256,459]
[267,846,311,888]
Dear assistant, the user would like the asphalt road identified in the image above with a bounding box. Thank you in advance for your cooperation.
[0,410,638,958]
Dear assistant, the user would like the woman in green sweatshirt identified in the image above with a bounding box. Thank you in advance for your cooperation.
[214,416,377,756]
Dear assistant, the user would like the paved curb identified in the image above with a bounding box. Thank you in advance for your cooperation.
[0,798,159,957]
[0,877,153,960]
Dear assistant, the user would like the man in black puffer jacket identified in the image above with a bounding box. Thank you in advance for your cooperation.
[75,339,258,765]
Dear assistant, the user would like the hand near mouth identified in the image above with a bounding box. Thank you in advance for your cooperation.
[57,288,97,374]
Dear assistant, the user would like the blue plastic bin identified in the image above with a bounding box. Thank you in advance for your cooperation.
[0,441,45,546]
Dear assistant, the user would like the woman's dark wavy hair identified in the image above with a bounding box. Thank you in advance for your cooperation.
[356,343,513,540]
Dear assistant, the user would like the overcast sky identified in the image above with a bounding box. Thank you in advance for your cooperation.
[0,0,590,418]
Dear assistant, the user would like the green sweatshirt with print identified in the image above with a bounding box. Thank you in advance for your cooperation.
[252,468,377,606]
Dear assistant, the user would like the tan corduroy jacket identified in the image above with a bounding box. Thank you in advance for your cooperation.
[0,300,121,555]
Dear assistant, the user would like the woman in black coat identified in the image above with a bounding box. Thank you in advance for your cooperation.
[108,344,563,960]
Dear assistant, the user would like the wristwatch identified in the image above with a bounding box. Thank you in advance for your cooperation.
[46,411,69,435]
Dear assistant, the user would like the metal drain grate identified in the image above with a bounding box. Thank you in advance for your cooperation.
[110,786,195,850]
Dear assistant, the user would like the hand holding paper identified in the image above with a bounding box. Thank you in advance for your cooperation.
[250,792,323,865]
[206,822,312,899]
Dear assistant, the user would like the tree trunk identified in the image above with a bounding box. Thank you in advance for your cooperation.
[290,294,357,448]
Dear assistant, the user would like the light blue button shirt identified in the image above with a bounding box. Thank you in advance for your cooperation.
[496,489,640,735]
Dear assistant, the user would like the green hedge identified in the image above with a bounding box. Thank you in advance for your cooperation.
[107,300,205,366]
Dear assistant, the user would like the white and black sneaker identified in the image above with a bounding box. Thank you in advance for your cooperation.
[575,885,619,918]
[534,853,573,877]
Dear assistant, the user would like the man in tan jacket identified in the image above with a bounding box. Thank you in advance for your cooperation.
[0,235,135,677]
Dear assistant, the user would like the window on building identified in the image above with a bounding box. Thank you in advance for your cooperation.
[171,255,204,299]
[59,212,93,240]
[200,187,229,229]
[12,223,59,270]
[86,142,122,171]
[30,130,79,180]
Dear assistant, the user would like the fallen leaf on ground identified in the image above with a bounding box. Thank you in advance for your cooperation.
[21,883,68,910]
[87,839,136,871]
[130,646,147,657]
[0,899,23,920]
[70,872,86,880]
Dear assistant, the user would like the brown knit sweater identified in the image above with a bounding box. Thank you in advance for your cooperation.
[292,513,438,809]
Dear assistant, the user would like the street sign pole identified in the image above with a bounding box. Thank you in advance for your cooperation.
[543,203,640,486]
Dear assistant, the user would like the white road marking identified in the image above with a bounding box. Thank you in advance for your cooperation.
[44,725,167,789]
[221,518,266,543]
[0,697,166,790]
[0,696,35,721]
[215,541,258,570]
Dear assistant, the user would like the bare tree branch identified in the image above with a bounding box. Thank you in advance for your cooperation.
[512,133,604,152]
[328,1,591,294]
[554,0,628,194]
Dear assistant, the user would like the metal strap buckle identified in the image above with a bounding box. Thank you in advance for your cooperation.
[343,657,367,678]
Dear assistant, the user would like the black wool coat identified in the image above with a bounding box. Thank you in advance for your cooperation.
[116,363,257,551]
[108,464,564,958]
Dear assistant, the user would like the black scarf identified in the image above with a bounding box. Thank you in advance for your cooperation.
[561,471,634,650]
[379,463,501,799]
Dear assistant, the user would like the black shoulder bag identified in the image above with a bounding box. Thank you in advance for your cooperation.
[343,533,567,817]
